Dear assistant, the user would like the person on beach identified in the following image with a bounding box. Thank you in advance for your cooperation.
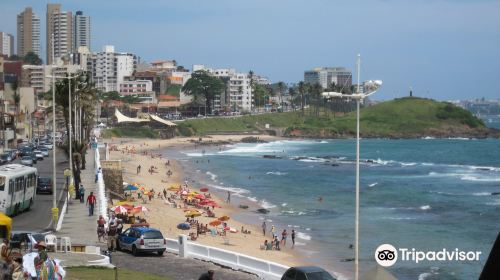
[226,191,231,203]
[86,191,96,216]
[271,225,275,238]
[262,222,266,236]
[274,236,280,250]
[291,229,296,248]
[137,165,141,174]
[281,229,288,246]
[163,189,167,199]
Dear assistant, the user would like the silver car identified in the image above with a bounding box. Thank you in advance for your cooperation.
[39,148,49,157]
[117,227,166,256]
[20,156,34,166]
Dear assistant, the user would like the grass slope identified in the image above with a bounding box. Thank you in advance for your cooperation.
[101,127,159,138]
[177,97,491,138]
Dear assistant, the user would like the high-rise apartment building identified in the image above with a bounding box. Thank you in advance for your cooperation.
[73,11,90,52]
[0,32,14,57]
[46,4,73,65]
[88,45,137,92]
[17,7,41,57]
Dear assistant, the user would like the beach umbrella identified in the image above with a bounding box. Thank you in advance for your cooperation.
[181,190,188,195]
[200,187,209,192]
[205,201,220,208]
[124,184,139,191]
[194,194,205,200]
[168,186,180,191]
[112,206,128,214]
[114,201,133,207]
[218,215,230,221]
[177,223,191,230]
[133,205,149,213]
[209,220,222,226]
[185,210,202,217]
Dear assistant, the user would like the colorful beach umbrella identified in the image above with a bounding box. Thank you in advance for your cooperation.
[124,184,139,191]
[194,194,205,200]
[200,187,209,192]
[133,205,149,213]
[112,205,128,214]
[218,215,230,221]
[177,223,191,230]
[185,210,202,217]
[209,220,222,226]
[114,201,133,207]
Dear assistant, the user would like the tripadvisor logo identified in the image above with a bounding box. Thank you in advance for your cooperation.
[375,244,481,267]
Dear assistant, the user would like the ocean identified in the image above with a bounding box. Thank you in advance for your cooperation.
[165,133,500,280]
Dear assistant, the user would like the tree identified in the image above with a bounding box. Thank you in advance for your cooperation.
[252,84,267,111]
[298,81,307,114]
[23,51,43,65]
[288,86,297,110]
[277,81,285,110]
[182,70,224,115]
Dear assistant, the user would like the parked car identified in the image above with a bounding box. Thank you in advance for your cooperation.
[281,266,336,280]
[28,152,38,164]
[20,156,34,167]
[37,177,53,194]
[39,148,49,157]
[0,153,12,163]
[43,143,54,150]
[33,150,44,161]
[117,227,166,256]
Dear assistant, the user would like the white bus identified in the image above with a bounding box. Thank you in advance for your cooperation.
[0,164,38,216]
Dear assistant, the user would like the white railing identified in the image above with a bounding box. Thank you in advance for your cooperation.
[94,145,109,221]
[165,237,289,280]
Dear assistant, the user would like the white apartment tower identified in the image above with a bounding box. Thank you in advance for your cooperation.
[46,4,73,65]
[17,7,41,57]
[89,45,137,92]
[0,33,14,57]
[192,65,253,112]
[73,11,90,52]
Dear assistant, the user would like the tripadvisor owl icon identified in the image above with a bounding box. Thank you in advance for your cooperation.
[375,244,398,267]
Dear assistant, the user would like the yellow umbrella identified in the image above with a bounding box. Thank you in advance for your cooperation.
[185,210,202,217]
[168,186,180,191]
[218,215,230,221]
[115,201,133,206]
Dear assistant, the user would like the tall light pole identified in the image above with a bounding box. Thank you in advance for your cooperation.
[51,33,57,231]
[322,55,382,280]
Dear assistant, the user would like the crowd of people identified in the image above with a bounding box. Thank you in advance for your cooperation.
[260,222,296,251]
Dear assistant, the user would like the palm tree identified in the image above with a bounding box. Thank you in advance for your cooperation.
[248,70,254,112]
[298,81,306,115]
[277,81,285,111]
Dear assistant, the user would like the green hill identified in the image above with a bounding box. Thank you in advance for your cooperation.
[176,97,498,138]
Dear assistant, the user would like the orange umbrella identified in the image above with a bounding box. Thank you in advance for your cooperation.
[218,215,230,222]
[209,220,222,226]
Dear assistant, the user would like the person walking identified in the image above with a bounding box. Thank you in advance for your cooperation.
[86,191,96,216]
[271,225,275,238]
[226,191,231,203]
[291,229,296,248]
[262,221,266,236]
[107,218,118,251]
[137,165,141,174]
[95,167,101,183]
[97,215,106,242]
[79,184,85,203]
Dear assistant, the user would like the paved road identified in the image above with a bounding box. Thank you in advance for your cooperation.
[111,250,260,280]
[11,148,70,232]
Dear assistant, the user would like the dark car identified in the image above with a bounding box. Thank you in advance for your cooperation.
[37,177,53,194]
[117,227,166,256]
[281,266,336,280]
[0,153,12,163]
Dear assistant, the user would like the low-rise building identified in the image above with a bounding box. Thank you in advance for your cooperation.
[119,80,155,103]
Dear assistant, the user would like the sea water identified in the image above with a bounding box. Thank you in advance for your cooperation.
[168,138,500,280]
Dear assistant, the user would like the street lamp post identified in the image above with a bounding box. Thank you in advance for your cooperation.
[321,54,382,280]
[51,34,57,231]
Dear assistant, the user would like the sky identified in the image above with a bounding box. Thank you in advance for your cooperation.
[1,0,499,101]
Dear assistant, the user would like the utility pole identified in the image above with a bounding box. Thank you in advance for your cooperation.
[51,33,58,231]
